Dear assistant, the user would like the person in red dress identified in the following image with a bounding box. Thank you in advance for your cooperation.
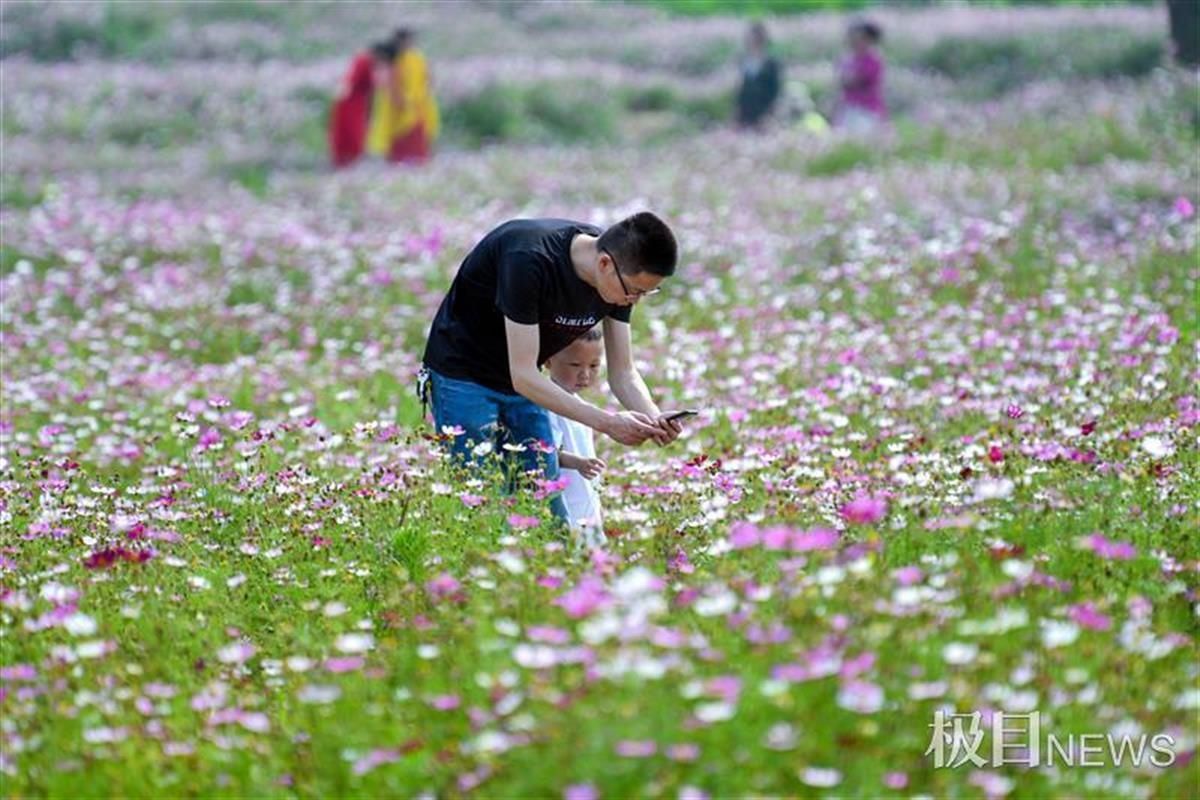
[328,41,395,169]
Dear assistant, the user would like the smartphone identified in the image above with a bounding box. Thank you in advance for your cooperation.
[663,409,699,422]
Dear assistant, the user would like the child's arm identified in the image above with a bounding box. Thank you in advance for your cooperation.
[559,449,606,480]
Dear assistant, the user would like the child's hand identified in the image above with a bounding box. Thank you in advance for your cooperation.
[579,457,606,480]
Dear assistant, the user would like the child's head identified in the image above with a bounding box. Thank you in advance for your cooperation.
[847,19,882,51]
[547,328,604,394]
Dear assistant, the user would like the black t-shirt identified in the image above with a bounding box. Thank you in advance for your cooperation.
[422,218,632,394]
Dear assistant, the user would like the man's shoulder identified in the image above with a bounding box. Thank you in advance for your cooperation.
[494,218,596,237]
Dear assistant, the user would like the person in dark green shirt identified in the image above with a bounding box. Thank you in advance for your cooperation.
[736,22,782,130]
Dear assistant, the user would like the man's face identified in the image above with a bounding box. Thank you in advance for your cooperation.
[548,337,604,393]
[598,251,664,307]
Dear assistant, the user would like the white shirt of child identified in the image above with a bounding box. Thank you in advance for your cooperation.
[547,410,604,545]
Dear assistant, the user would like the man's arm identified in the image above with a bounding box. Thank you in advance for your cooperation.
[505,319,659,447]
[602,317,659,416]
[603,318,681,445]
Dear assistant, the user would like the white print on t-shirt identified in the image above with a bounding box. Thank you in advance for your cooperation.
[553,314,599,327]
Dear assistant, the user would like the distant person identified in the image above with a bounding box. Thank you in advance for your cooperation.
[329,40,395,169]
[545,327,608,549]
[367,28,440,164]
[835,19,887,134]
[736,22,782,130]
[782,78,831,136]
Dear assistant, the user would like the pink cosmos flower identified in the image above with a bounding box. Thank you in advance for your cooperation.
[668,548,694,574]
[507,514,540,530]
[527,625,571,644]
[426,573,462,599]
[705,675,742,703]
[564,784,599,800]
[790,527,840,551]
[837,680,884,714]
[534,476,570,500]
[667,743,700,762]
[226,410,254,430]
[353,748,402,776]
[1081,533,1136,561]
[729,522,760,549]
[841,494,887,525]
[839,651,876,680]
[761,526,791,549]
[1068,602,1112,631]
[614,740,657,758]
[459,493,486,508]
[196,427,221,451]
[0,664,36,682]
[555,576,610,619]
[1174,196,1195,218]
[429,694,461,711]
[1005,404,1024,419]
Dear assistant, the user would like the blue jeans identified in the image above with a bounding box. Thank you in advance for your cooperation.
[427,368,568,522]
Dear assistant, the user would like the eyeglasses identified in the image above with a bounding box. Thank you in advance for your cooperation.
[603,249,661,299]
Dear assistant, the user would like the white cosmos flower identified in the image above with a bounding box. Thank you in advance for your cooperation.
[286,656,314,672]
[217,642,255,664]
[334,633,374,654]
[694,701,736,722]
[942,642,979,665]
[495,552,526,574]
[693,590,737,617]
[298,684,341,704]
[512,644,556,669]
[1040,619,1080,648]
[800,767,842,788]
[1141,436,1174,459]
[971,477,1015,503]
[63,612,97,636]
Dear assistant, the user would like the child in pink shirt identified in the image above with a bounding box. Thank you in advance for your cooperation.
[836,20,886,134]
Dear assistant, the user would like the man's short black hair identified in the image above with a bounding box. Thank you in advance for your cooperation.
[596,211,678,278]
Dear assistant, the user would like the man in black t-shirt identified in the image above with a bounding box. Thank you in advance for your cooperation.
[421,212,683,518]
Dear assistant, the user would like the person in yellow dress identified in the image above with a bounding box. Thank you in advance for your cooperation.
[367,28,440,164]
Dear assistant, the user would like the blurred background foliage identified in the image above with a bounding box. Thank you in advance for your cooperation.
[0,1,1193,164]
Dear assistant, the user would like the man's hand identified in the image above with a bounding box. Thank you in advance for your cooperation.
[602,411,660,446]
[577,457,606,480]
[648,413,684,447]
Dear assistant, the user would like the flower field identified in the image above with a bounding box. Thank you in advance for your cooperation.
[1,3,1197,798]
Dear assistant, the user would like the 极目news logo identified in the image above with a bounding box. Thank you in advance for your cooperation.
[925,710,1177,769]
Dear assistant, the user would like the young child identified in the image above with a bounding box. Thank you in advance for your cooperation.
[544,328,607,549]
